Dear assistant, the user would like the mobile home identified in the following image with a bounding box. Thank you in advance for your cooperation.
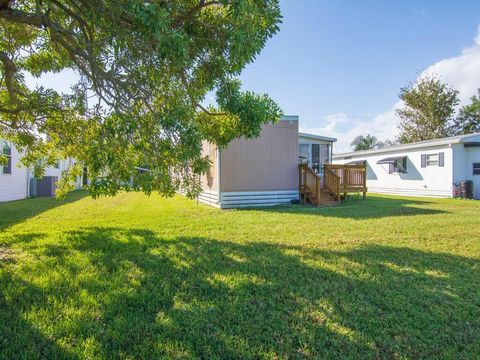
[333,133,480,199]
[198,116,300,208]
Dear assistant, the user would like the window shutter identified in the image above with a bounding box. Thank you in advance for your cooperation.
[438,152,444,167]
[4,156,12,174]
[388,163,394,174]
[2,142,12,174]
[421,154,427,168]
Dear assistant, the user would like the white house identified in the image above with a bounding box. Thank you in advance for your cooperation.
[333,133,480,199]
[1,139,82,202]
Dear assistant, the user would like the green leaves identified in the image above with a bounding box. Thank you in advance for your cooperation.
[451,89,480,135]
[397,75,460,143]
[0,0,282,199]
[351,135,379,151]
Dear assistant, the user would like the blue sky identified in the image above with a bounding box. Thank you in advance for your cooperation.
[239,0,480,150]
[27,1,480,151]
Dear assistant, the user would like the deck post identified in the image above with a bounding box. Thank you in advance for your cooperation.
[316,176,321,206]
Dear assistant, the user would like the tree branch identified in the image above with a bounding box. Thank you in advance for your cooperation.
[172,0,221,28]
[0,51,18,101]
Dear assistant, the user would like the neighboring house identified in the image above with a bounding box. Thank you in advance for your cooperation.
[333,133,480,199]
[298,132,336,174]
[0,139,82,202]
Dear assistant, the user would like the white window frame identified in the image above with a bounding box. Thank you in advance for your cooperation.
[1,140,12,175]
[298,142,311,165]
[426,153,439,167]
[473,162,480,176]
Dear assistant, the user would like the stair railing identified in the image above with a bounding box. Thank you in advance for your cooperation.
[324,166,341,203]
[299,164,321,206]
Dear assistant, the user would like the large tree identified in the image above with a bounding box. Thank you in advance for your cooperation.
[350,134,378,151]
[0,0,282,198]
[396,75,459,143]
[451,89,480,135]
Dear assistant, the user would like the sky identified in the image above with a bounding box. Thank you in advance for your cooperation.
[26,1,480,152]
[239,0,480,151]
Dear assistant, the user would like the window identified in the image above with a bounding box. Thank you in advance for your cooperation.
[474,163,480,175]
[426,154,439,166]
[1,140,12,175]
[422,152,445,167]
[298,144,310,164]
[394,158,407,173]
[378,156,407,174]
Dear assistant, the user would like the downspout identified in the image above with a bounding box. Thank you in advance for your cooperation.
[26,167,31,198]
[217,146,221,207]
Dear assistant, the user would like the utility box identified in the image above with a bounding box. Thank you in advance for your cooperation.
[35,176,58,197]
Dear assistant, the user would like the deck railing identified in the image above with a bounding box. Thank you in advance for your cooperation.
[324,164,367,199]
[299,164,322,206]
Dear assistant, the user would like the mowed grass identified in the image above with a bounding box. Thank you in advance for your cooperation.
[0,191,479,359]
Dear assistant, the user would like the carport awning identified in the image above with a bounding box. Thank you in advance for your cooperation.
[377,156,406,165]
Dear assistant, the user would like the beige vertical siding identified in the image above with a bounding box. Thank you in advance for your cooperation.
[200,140,218,191]
[220,120,299,192]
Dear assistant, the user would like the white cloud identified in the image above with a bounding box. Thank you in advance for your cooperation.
[422,26,480,104]
[300,108,398,153]
[302,26,480,153]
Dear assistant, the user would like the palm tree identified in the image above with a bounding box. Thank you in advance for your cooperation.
[350,134,378,151]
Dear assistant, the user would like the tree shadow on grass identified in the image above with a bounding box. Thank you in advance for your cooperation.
[1,227,479,358]
[238,195,447,219]
[0,190,88,231]
[0,253,78,359]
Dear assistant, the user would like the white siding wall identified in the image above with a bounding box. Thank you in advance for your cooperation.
[453,143,480,199]
[0,145,29,202]
[335,145,454,198]
[1,142,82,202]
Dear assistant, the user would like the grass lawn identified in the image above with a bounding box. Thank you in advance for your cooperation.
[0,191,479,359]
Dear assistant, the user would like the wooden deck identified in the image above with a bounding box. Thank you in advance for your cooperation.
[299,164,367,206]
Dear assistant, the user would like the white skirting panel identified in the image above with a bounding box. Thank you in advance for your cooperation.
[368,187,452,198]
[220,190,299,209]
[197,190,221,208]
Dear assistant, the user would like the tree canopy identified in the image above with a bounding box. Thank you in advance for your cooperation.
[350,134,378,151]
[396,75,459,144]
[0,0,282,198]
[451,89,480,135]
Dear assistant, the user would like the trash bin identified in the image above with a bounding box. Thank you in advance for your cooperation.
[460,180,474,199]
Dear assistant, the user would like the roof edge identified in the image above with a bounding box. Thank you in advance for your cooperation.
[299,132,337,143]
[333,133,480,159]
[281,115,299,122]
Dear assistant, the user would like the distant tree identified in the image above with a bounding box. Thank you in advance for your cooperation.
[396,75,459,143]
[376,138,399,149]
[451,89,480,135]
[351,134,378,151]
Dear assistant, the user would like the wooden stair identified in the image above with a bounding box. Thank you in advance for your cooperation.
[299,165,341,207]
[299,164,367,207]
[301,188,339,207]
